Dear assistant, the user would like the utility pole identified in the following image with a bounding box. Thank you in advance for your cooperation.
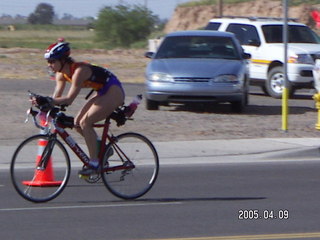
[217,0,223,17]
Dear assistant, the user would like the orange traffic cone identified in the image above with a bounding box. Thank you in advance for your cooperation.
[22,139,62,187]
[22,113,62,187]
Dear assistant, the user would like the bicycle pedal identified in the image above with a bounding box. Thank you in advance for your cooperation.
[78,174,89,180]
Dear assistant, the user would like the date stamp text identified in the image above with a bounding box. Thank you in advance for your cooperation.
[238,209,289,220]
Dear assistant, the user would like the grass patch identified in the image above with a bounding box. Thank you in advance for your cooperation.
[179,0,320,7]
[0,27,148,49]
[179,0,256,7]
[0,29,98,49]
[289,0,320,6]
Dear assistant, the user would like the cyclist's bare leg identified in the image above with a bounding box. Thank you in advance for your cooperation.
[77,85,124,160]
[74,97,95,136]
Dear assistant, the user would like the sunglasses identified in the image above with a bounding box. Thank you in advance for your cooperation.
[47,59,56,64]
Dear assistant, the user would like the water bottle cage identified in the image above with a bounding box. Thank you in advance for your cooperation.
[110,106,128,127]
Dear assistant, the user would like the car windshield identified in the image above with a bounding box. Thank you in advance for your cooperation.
[155,36,241,60]
[262,25,320,43]
[205,22,221,30]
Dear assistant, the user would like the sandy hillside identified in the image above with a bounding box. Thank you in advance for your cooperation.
[164,0,320,33]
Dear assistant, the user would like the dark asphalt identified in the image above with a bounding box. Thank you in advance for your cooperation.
[1,161,320,240]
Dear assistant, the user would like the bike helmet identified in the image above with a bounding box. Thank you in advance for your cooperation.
[44,42,70,60]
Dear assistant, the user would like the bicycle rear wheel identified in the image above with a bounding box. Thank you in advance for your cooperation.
[101,132,159,199]
[10,134,70,203]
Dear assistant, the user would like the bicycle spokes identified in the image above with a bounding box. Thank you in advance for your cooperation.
[101,132,159,200]
[120,161,135,181]
[11,134,70,203]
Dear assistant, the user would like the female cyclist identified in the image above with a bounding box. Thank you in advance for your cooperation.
[41,41,125,175]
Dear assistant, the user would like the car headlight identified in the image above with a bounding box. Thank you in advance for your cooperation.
[288,54,314,64]
[148,73,174,82]
[211,74,238,83]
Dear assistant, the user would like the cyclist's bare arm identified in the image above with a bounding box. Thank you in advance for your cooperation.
[53,66,90,106]
[53,72,66,98]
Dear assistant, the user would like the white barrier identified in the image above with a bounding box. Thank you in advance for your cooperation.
[148,38,163,52]
[313,59,320,92]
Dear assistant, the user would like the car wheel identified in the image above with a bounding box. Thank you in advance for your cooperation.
[231,94,246,113]
[146,99,159,110]
[231,100,244,113]
[261,86,269,96]
[244,79,249,106]
[266,66,293,99]
[231,80,248,113]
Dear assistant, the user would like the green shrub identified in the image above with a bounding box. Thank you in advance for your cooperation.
[94,4,159,48]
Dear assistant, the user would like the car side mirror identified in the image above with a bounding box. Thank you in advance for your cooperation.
[144,52,154,58]
[243,52,251,59]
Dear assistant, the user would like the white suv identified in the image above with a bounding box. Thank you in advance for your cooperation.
[205,17,320,98]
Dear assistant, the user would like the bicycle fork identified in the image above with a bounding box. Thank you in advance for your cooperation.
[37,134,56,170]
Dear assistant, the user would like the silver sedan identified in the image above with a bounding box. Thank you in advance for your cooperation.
[145,30,251,112]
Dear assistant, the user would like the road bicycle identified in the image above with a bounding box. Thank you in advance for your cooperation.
[10,91,159,203]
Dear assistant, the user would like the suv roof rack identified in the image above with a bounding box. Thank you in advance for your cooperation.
[219,16,298,22]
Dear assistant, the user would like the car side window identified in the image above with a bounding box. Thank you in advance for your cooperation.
[262,25,320,44]
[226,23,261,46]
[205,22,221,30]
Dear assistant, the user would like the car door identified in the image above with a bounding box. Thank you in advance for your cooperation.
[225,23,266,80]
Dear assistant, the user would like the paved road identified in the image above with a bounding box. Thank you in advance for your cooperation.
[1,159,320,240]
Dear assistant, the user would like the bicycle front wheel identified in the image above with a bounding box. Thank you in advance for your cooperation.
[102,132,159,200]
[10,134,71,203]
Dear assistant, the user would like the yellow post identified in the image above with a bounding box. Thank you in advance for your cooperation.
[281,87,289,131]
[313,59,320,130]
[282,0,289,132]
[313,93,320,130]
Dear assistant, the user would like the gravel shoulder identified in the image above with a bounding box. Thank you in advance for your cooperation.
[1,79,320,147]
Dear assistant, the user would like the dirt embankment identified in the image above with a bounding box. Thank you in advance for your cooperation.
[164,0,320,33]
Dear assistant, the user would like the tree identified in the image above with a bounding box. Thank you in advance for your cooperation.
[61,13,74,20]
[95,4,159,48]
[28,3,55,24]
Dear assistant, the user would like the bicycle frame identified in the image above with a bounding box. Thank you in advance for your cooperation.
[44,115,134,173]
[55,125,90,164]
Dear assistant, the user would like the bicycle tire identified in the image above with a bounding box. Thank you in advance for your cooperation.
[10,134,71,203]
[101,132,159,200]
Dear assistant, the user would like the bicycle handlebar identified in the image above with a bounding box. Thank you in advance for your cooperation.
[26,91,135,130]
[27,91,72,130]
[28,90,68,112]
